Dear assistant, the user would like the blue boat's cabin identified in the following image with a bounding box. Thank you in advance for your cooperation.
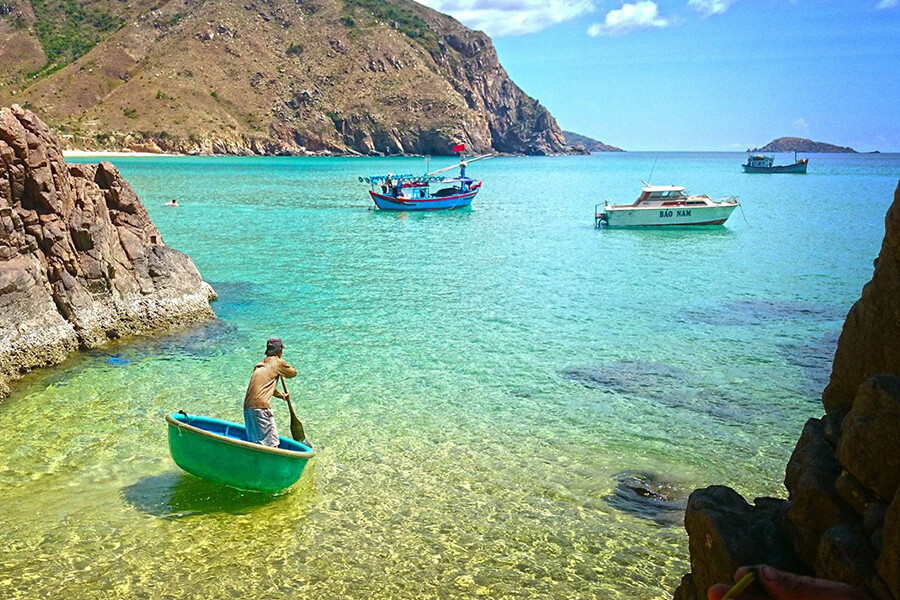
[369,176,473,199]
[746,155,774,168]
[397,181,431,199]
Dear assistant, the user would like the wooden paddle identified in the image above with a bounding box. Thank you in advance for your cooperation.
[280,376,310,448]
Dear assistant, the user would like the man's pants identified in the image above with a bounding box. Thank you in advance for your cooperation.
[244,408,280,447]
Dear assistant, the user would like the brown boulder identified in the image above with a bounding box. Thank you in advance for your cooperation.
[836,376,900,502]
[879,491,900,598]
[680,486,803,597]
[784,418,855,568]
[816,524,878,587]
[673,573,699,600]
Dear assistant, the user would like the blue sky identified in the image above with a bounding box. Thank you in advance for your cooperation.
[419,0,900,151]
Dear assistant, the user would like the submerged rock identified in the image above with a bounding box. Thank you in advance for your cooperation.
[605,470,686,526]
[561,361,750,421]
[561,361,689,397]
[775,331,840,395]
[685,298,845,327]
[0,105,215,398]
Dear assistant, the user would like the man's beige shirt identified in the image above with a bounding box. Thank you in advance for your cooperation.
[243,356,297,409]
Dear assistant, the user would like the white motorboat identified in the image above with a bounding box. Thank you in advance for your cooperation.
[595,185,739,227]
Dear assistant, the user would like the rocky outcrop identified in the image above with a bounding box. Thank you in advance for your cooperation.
[674,181,900,600]
[424,23,568,156]
[823,186,900,415]
[0,105,215,398]
[750,137,857,153]
[673,487,803,600]
[0,0,571,156]
[562,131,624,153]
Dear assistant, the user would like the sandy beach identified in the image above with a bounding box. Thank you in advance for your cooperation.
[62,149,184,158]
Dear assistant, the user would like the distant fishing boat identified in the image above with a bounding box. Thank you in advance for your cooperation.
[166,412,314,492]
[360,144,490,211]
[742,151,809,173]
[595,184,739,227]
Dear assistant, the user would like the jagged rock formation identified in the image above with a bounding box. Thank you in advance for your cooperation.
[0,0,569,156]
[674,180,900,600]
[0,105,215,398]
[562,130,623,152]
[750,137,857,153]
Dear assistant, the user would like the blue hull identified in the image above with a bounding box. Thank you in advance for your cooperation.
[370,190,478,211]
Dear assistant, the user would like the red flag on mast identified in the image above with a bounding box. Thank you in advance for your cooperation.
[453,143,465,154]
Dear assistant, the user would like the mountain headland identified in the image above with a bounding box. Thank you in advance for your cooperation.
[0,0,572,156]
[0,105,216,398]
[674,180,900,600]
[750,137,857,153]
[562,131,623,153]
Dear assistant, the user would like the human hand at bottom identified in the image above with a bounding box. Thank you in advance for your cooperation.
[708,566,870,600]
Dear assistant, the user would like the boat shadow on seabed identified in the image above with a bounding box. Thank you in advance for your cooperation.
[121,466,317,519]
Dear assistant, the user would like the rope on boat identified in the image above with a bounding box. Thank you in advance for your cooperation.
[738,202,751,228]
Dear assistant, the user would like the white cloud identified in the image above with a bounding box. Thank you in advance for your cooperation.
[791,118,810,137]
[417,0,595,37]
[876,0,898,8]
[587,1,669,36]
[688,0,739,16]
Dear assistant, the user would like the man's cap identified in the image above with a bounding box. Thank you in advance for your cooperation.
[266,337,284,355]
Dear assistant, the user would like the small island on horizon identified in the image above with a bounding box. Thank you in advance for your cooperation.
[749,137,858,153]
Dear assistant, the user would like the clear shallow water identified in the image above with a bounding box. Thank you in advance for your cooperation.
[1,152,897,599]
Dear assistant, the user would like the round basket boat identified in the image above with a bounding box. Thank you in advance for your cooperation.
[166,412,315,493]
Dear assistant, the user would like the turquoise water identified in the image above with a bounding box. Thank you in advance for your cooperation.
[1,153,897,599]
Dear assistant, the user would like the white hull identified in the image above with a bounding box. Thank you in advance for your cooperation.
[604,204,737,227]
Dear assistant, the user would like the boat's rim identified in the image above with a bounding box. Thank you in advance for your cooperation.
[605,202,739,211]
[166,413,315,459]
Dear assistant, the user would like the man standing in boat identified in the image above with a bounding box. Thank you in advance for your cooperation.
[243,337,297,447]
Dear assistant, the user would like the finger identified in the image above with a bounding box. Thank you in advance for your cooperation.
[757,566,869,600]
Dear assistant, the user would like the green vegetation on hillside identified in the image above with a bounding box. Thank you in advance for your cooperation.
[342,0,439,53]
[30,0,123,75]
[0,0,567,156]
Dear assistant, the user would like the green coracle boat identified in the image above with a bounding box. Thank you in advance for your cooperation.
[166,412,315,492]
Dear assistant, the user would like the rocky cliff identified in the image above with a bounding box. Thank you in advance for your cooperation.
[0,0,569,156]
[751,137,857,153]
[674,180,900,600]
[0,105,215,398]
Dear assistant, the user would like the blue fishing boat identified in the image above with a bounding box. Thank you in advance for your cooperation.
[742,151,809,173]
[360,147,490,211]
[166,412,314,492]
